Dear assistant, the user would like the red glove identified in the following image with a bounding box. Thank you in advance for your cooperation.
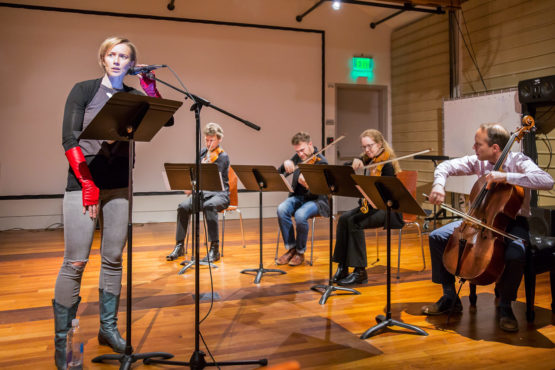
[65,146,99,207]
[139,72,161,98]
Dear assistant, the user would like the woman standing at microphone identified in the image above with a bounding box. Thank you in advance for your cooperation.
[52,36,171,369]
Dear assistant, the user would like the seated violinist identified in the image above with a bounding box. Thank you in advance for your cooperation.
[423,123,553,332]
[332,129,404,285]
[276,132,329,266]
[166,122,230,263]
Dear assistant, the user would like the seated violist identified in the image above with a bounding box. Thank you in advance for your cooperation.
[423,123,553,332]
[166,122,230,263]
[332,129,404,285]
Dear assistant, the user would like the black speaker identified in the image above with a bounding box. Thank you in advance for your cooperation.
[518,75,555,104]
[529,206,555,237]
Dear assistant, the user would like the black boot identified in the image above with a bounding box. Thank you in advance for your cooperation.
[166,242,184,261]
[98,289,129,353]
[338,267,368,286]
[332,264,349,283]
[201,241,220,262]
[52,297,81,370]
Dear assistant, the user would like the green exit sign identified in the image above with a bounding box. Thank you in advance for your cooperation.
[351,57,374,80]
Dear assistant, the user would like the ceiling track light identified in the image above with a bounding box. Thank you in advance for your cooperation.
[296,0,447,24]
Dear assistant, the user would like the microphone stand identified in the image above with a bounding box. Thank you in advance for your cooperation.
[144,77,267,369]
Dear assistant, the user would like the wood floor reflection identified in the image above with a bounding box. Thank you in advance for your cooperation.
[0,219,554,369]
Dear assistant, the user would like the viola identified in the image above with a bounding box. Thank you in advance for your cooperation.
[442,117,535,285]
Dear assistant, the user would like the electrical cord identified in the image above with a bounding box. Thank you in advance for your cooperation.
[455,8,488,92]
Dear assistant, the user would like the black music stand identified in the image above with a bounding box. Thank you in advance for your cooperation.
[81,92,183,369]
[413,154,458,230]
[144,76,266,370]
[297,164,362,305]
[164,163,223,273]
[232,165,291,284]
[351,174,428,338]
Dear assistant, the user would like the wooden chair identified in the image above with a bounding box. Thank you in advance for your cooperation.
[373,170,426,278]
[220,166,246,257]
[183,166,246,257]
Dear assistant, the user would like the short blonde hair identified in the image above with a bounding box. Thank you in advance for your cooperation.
[98,36,137,72]
[204,122,224,139]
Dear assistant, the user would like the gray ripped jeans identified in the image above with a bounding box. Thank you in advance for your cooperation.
[54,188,128,307]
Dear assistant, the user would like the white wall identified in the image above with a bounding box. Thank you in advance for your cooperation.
[0,0,393,229]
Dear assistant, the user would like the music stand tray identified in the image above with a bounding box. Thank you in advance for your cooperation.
[352,174,428,339]
[164,163,223,273]
[232,165,292,284]
[82,92,183,366]
[297,164,363,304]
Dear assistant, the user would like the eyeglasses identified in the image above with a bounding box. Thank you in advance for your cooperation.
[361,143,379,150]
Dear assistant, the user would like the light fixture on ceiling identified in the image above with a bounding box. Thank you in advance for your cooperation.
[332,0,342,10]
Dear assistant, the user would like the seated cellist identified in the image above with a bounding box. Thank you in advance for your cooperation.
[423,123,553,332]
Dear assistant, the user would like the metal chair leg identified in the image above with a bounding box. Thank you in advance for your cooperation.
[309,217,316,266]
[275,228,281,263]
[397,229,402,279]
[221,210,226,257]
[237,209,246,248]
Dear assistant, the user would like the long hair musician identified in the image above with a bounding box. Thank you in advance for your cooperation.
[332,129,404,286]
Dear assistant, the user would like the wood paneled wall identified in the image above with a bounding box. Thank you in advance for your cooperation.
[391,13,450,208]
[391,0,555,208]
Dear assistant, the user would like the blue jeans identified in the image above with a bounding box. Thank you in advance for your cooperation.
[428,217,528,301]
[277,196,320,253]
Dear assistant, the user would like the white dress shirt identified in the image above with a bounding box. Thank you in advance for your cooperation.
[433,151,554,217]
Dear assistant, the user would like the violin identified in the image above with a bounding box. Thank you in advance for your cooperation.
[441,117,535,285]
[359,148,390,213]
[202,143,223,164]
[285,135,346,177]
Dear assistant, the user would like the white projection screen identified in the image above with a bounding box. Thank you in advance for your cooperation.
[0,6,322,196]
[442,90,522,194]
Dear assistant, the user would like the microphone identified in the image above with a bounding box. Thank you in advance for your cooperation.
[128,64,167,75]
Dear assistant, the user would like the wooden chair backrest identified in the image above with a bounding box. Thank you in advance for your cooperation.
[227,166,239,207]
[396,170,418,222]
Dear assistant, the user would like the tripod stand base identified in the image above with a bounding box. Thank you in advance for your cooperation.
[240,267,286,284]
[144,349,267,370]
[311,284,360,305]
[92,351,173,370]
[178,259,218,275]
[360,315,428,339]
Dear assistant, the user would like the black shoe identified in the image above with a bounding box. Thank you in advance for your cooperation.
[499,305,519,332]
[166,242,184,261]
[201,241,220,263]
[332,264,349,283]
[337,267,368,286]
[421,295,462,316]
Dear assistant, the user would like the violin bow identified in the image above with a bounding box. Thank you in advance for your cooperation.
[301,135,346,164]
[363,148,432,169]
[422,193,521,241]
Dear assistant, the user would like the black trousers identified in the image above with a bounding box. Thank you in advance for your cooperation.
[428,216,529,301]
[332,207,403,268]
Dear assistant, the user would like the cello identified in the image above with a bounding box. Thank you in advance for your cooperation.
[442,117,535,285]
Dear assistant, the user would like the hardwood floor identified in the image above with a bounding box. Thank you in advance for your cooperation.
[0,219,554,369]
